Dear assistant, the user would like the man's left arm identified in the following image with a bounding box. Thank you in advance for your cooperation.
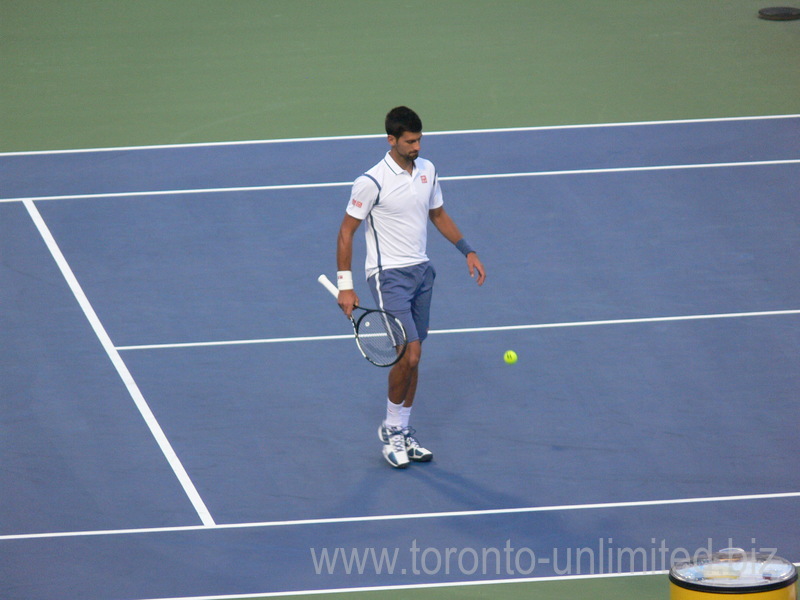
[429,206,486,286]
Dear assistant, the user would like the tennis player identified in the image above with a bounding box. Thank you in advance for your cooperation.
[335,106,486,468]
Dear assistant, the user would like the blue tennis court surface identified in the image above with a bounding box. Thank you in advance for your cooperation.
[1,116,798,599]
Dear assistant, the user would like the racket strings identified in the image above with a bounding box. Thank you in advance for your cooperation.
[356,312,406,366]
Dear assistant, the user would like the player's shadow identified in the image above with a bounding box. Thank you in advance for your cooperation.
[328,457,530,521]
[406,463,530,511]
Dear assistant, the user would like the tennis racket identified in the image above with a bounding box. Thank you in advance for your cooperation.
[317,274,407,367]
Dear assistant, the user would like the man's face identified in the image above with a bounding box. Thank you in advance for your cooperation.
[389,131,422,163]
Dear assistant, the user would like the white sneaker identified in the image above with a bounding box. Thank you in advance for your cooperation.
[379,423,409,469]
[403,428,433,462]
[379,423,432,463]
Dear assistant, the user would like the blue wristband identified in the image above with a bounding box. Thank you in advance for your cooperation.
[455,238,475,256]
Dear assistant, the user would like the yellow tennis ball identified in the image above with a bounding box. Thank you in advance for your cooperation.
[504,350,518,364]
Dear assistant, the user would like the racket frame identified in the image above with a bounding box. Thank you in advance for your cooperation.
[318,274,408,367]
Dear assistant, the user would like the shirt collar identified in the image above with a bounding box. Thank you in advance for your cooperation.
[384,152,417,176]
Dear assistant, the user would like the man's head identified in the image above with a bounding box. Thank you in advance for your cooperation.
[385,106,422,138]
[385,106,423,166]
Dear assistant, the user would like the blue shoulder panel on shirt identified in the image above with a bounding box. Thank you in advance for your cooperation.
[362,172,381,205]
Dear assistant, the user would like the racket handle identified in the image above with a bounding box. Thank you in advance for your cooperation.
[317,274,340,298]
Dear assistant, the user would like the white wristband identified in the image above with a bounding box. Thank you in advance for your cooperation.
[337,270,354,291]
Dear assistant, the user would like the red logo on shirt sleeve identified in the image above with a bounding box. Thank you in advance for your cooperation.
[420,175,428,183]
[351,198,363,208]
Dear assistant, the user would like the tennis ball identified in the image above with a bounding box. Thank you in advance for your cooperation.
[504,350,518,364]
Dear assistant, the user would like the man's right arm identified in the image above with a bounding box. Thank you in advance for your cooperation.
[336,213,362,317]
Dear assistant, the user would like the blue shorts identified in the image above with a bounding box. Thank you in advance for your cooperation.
[368,262,436,343]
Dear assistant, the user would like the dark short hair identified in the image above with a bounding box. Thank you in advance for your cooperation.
[385,106,422,138]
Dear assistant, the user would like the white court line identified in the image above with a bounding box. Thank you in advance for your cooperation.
[444,158,800,183]
[130,572,670,600]
[114,309,800,352]
[135,573,670,600]
[1,158,798,204]
[0,180,352,204]
[2,490,798,541]
[117,333,352,351]
[1,113,798,156]
[22,200,216,528]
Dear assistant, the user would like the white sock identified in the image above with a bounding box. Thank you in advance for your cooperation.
[399,406,412,430]
[385,398,403,429]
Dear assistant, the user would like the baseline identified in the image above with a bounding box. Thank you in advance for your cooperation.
[2,490,797,542]
[1,114,797,157]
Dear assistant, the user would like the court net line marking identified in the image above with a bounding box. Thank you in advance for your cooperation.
[22,199,216,528]
[115,309,800,352]
[1,113,798,156]
[1,158,799,204]
[2,491,798,541]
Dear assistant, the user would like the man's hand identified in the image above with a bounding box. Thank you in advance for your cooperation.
[337,289,359,318]
[467,253,486,286]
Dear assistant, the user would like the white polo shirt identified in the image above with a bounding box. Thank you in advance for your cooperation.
[346,152,444,279]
